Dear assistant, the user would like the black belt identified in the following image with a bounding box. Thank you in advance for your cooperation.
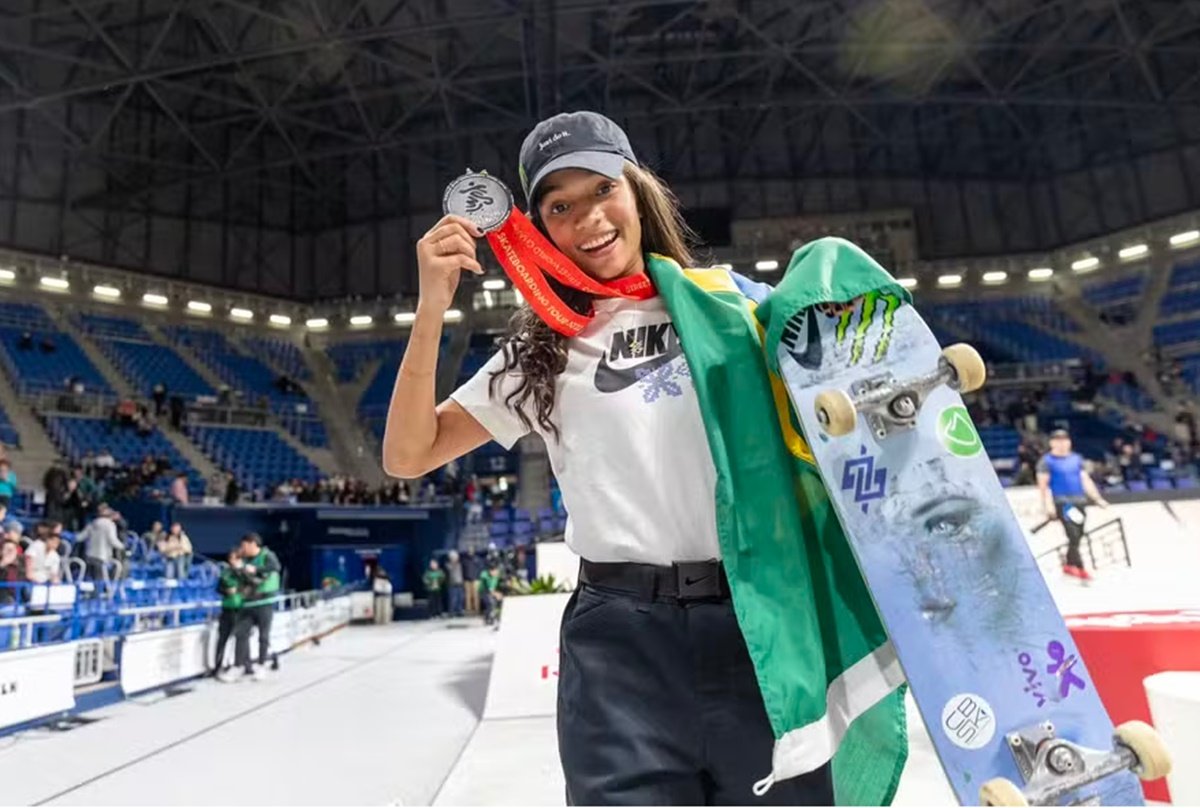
[579,559,729,602]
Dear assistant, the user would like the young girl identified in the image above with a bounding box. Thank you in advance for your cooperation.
[384,111,896,805]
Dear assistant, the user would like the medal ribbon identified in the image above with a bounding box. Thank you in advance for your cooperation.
[484,207,655,337]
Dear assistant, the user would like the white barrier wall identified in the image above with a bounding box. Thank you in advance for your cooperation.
[535,542,580,589]
[0,643,76,728]
[121,624,212,695]
[349,591,374,621]
[1145,672,1200,805]
[482,592,571,720]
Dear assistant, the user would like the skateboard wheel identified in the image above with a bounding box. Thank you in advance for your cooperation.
[814,389,857,437]
[979,778,1028,807]
[942,343,987,393]
[1115,720,1172,781]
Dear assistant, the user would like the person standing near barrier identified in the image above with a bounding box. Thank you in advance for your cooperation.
[1038,428,1110,581]
[371,568,393,625]
[212,549,243,675]
[444,550,465,617]
[478,558,502,627]
[462,546,482,615]
[79,505,124,583]
[422,558,445,619]
[222,533,280,683]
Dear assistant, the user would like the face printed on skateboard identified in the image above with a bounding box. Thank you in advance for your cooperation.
[879,458,1023,641]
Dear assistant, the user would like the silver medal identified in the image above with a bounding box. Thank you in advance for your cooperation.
[442,170,513,233]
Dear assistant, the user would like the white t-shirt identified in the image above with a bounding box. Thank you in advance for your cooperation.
[26,539,60,584]
[451,296,720,566]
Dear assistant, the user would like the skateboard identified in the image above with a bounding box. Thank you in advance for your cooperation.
[775,291,1171,806]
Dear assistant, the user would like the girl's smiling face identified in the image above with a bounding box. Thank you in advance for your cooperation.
[536,168,644,282]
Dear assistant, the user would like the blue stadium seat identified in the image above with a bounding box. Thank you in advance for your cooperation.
[188,424,321,490]
[97,337,215,399]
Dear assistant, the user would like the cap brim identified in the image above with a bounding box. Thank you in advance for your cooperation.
[526,151,627,203]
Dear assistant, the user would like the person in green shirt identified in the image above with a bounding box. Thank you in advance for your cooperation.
[221,533,281,682]
[422,558,445,619]
[212,548,243,676]
[479,559,502,627]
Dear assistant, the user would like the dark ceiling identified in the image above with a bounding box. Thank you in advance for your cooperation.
[2,0,1199,298]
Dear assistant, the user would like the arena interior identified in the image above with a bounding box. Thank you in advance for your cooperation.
[0,1,1198,805]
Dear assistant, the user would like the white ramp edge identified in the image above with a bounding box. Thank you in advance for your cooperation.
[1146,671,1200,805]
[481,592,571,721]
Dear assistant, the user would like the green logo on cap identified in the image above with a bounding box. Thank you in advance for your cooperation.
[937,406,983,457]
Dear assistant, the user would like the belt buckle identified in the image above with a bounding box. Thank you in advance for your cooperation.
[674,561,721,600]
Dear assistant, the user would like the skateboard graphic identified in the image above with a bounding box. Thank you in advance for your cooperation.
[775,292,1171,806]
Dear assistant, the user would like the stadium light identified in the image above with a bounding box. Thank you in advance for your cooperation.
[482,279,507,291]
[0,267,16,282]
[937,274,963,287]
[40,276,69,290]
[1028,268,1055,281]
[349,315,373,326]
[269,314,291,326]
[230,308,253,320]
[186,300,212,314]
[982,271,1008,284]
[897,277,918,289]
[394,312,416,325]
[755,259,780,272]
[143,292,168,306]
[1071,256,1100,272]
[444,309,463,323]
[93,285,121,299]
[1169,230,1200,247]
[1118,244,1148,261]
[305,318,329,329]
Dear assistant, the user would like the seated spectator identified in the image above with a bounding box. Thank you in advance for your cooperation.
[0,536,24,604]
[0,459,18,507]
[95,449,116,471]
[162,522,193,580]
[39,335,56,353]
[142,520,167,552]
[25,524,62,585]
[170,471,189,504]
[2,518,26,549]
[17,331,32,351]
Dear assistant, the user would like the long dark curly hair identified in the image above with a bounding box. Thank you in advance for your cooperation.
[488,162,698,440]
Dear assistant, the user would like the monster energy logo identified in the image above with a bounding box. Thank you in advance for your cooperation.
[837,290,901,366]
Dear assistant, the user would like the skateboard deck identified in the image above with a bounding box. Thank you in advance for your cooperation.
[775,292,1148,806]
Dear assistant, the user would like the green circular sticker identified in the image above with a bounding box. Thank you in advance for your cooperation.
[937,406,983,457]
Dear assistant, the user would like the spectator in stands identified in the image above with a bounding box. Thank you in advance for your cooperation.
[372,568,393,625]
[222,532,281,683]
[39,335,55,354]
[66,468,97,530]
[169,394,185,430]
[42,462,69,526]
[213,548,243,676]
[79,504,125,582]
[170,471,189,504]
[152,382,167,416]
[1037,429,1110,582]
[2,519,26,549]
[135,406,155,437]
[0,459,17,508]
[95,448,116,472]
[17,331,32,351]
[444,550,465,617]
[423,558,445,619]
[0,535,24,604]
[223,471,241,506]
[25,523,62,585]
[162,522,193,580]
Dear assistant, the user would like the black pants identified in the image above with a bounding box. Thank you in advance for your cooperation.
[427,588,443,618]
[1057,502,1087,568]
[234,604,273,672]
[557,583,834,805]
[214,608,238,671]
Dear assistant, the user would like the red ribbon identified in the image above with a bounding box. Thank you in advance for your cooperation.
[484,208,655,337]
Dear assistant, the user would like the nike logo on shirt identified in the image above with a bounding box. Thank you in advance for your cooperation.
[593,321,683,393]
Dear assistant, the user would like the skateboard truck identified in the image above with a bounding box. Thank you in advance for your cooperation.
[814,344,986,438]
[980,720,1172,806]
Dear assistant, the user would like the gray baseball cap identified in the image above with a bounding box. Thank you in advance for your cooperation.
[518,111,638,205]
